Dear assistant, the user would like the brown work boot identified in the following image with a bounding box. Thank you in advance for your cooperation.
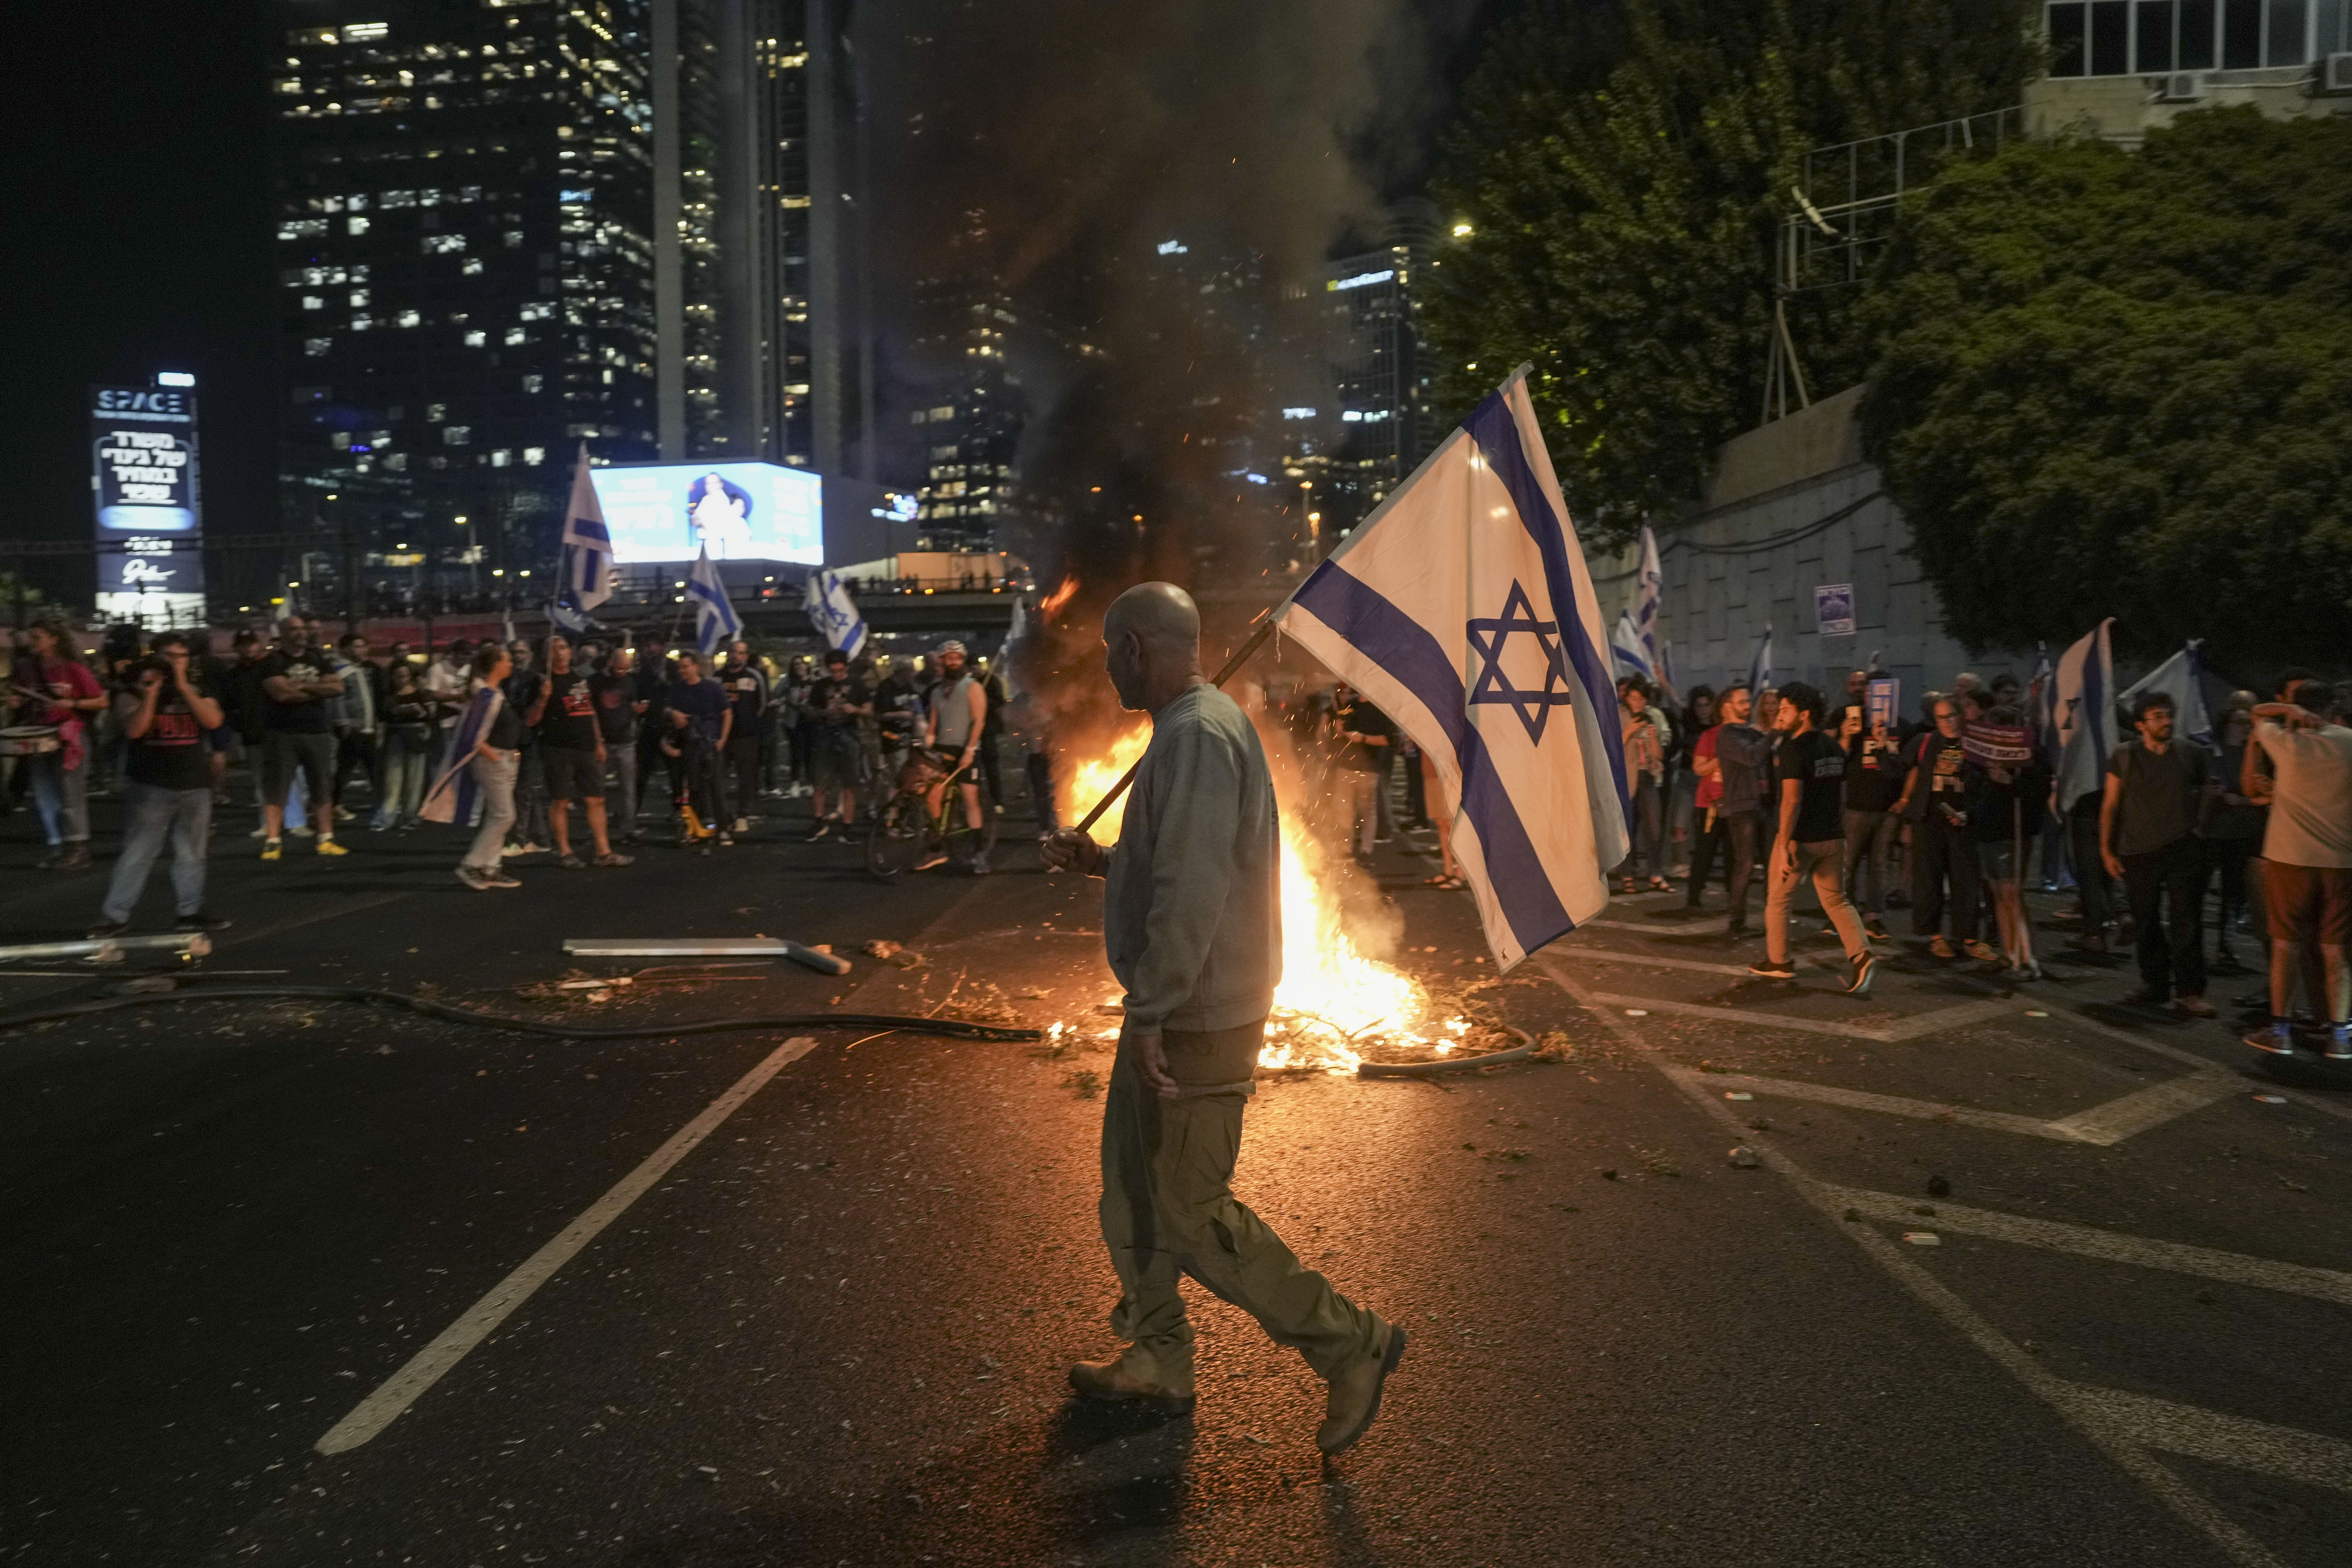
[1316,1321,1408,1455]
[1068,1352,1195,1415]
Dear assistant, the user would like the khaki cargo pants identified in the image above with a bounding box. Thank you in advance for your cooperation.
[1099,1017,1384,1385]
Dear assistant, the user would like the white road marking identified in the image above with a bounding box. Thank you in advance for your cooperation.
[1582,916,1732,936]
[2045,1070,2242,1145]
[2057,1008,2352,1128]
[1536,949,2315,1568]
[1547,946,1846,980]
[1824,1186,2352,1307]
[1663,1065,2070,1141]
[315,1037,819,1455]
[1587,989,2017,1044]
[2051,1382,2352,1496]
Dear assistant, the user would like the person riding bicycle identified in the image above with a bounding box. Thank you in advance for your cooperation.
[918,640,990,873]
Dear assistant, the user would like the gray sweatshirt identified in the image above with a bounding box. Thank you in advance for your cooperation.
[1099,683,1281,1032]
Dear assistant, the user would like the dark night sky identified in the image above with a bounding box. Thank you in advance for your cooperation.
[0,2,1514,608]
[1,3,278,603]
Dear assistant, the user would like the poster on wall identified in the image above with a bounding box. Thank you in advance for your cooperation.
[1813,582,1856,637]
[91,383,206,625]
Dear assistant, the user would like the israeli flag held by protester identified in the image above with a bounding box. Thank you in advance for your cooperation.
[1272,365,1628,972]
[1632,524,1663,674]
[802,568,868,659]
[559,443,615,613]
[687,547,741,658]
[1745,621,1774,695]
[2027,642,2055,751]
[1611,609,1656,681]
[2053,618,2115,811]
[419,683,503,825]
[2120,640,2213,748]
[998,593,1029,700]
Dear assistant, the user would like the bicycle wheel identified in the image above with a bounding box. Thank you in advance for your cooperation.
[864,793,930,880]
[942,777,1001,868]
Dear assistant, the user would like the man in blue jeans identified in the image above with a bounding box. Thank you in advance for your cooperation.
[90,632,233,936]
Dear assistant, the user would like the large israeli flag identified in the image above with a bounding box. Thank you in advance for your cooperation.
[2053,618,2115,811]
[802,568,868,658]
[686,547,741,658]
[1272,367,1628,971]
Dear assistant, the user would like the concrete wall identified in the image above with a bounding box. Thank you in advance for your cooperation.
[1592,390,2042,710]
[2024,67,2352,147]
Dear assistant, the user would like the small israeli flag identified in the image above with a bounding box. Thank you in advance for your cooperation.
[1632,524,1663,674]
[559,443,615,614]
[687,548,741,658]
[1611,609,1656,681]
[1745,621,1774,695]
[2053,618,2115,811]
[801,568,867,659]
[2121,639,2213,748]
[1271,365,1628,971]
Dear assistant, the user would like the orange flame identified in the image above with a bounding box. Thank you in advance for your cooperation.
[1069,716,1451,1073]
[1039,574,1081,620]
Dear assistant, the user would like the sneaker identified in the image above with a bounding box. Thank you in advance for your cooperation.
[248,826,270,840]
[455,865,488,890]
[968,851,991,876]
[334,806,356,823]
[174,913,233,932]
[261,839,284,861]
[1747,958,1798,980]
[2169,994,2217,1020]
[289,824,315,838]
[1964,939,1998,962]
[592,851,634,867]
[807,820,835,842]
[483,870,523,889]
[2244,1022,2295,1055]
[500,843,529,858]
[315,839,349,857]
[1865,917,1892,942]
[559,853,588,869]
[912,851,948,872]
[87,920,132,940]
[2327,1028,2352,1063]
[1928,935,1955,960]
[1846,952,1877,997]
[732,817,750,833]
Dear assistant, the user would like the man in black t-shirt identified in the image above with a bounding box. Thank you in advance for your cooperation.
[803,649,870,839]
[528,634,631,868]
[717,640,768,834]
[1893,695,1983,959]
[256,623,349,861]
[2100,690,2216,1016]
[662,650,735,845]
[1333,683,1395,859]
[1751,681,1875,993]
[590,646,647,843]
[1838,704,1905,939]
[93,632,232,936]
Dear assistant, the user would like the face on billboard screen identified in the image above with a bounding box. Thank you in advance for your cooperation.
[588,462,823,565]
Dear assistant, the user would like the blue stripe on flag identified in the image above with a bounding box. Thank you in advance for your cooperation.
[1294,560,1574,955]
[1460,392,1631,810]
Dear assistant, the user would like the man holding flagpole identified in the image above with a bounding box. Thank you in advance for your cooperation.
[1042,584,1403,1456]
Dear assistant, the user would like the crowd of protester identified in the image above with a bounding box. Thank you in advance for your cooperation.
[2,614,1033,918]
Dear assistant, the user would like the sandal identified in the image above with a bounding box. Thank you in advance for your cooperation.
[1648,877,1672,892]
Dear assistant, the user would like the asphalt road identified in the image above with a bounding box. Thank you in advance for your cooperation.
[3,780,2349,1568]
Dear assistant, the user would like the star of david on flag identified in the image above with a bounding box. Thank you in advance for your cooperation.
[1271,365,1630,971]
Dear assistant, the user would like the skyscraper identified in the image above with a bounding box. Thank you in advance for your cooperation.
[1305,199,1438,539]
[269,1,868,605]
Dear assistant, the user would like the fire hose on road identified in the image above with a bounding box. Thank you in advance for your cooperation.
[0,984,1044,1043]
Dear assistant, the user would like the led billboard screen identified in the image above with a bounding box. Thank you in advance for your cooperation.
[90,384,205,622]
[588,462,824,566]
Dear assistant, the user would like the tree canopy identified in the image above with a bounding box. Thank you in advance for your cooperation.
[1859,109,2352,666]
[1424,0,2037,542]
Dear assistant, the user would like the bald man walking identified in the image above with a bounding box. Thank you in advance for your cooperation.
[1043,583,1403,1455]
